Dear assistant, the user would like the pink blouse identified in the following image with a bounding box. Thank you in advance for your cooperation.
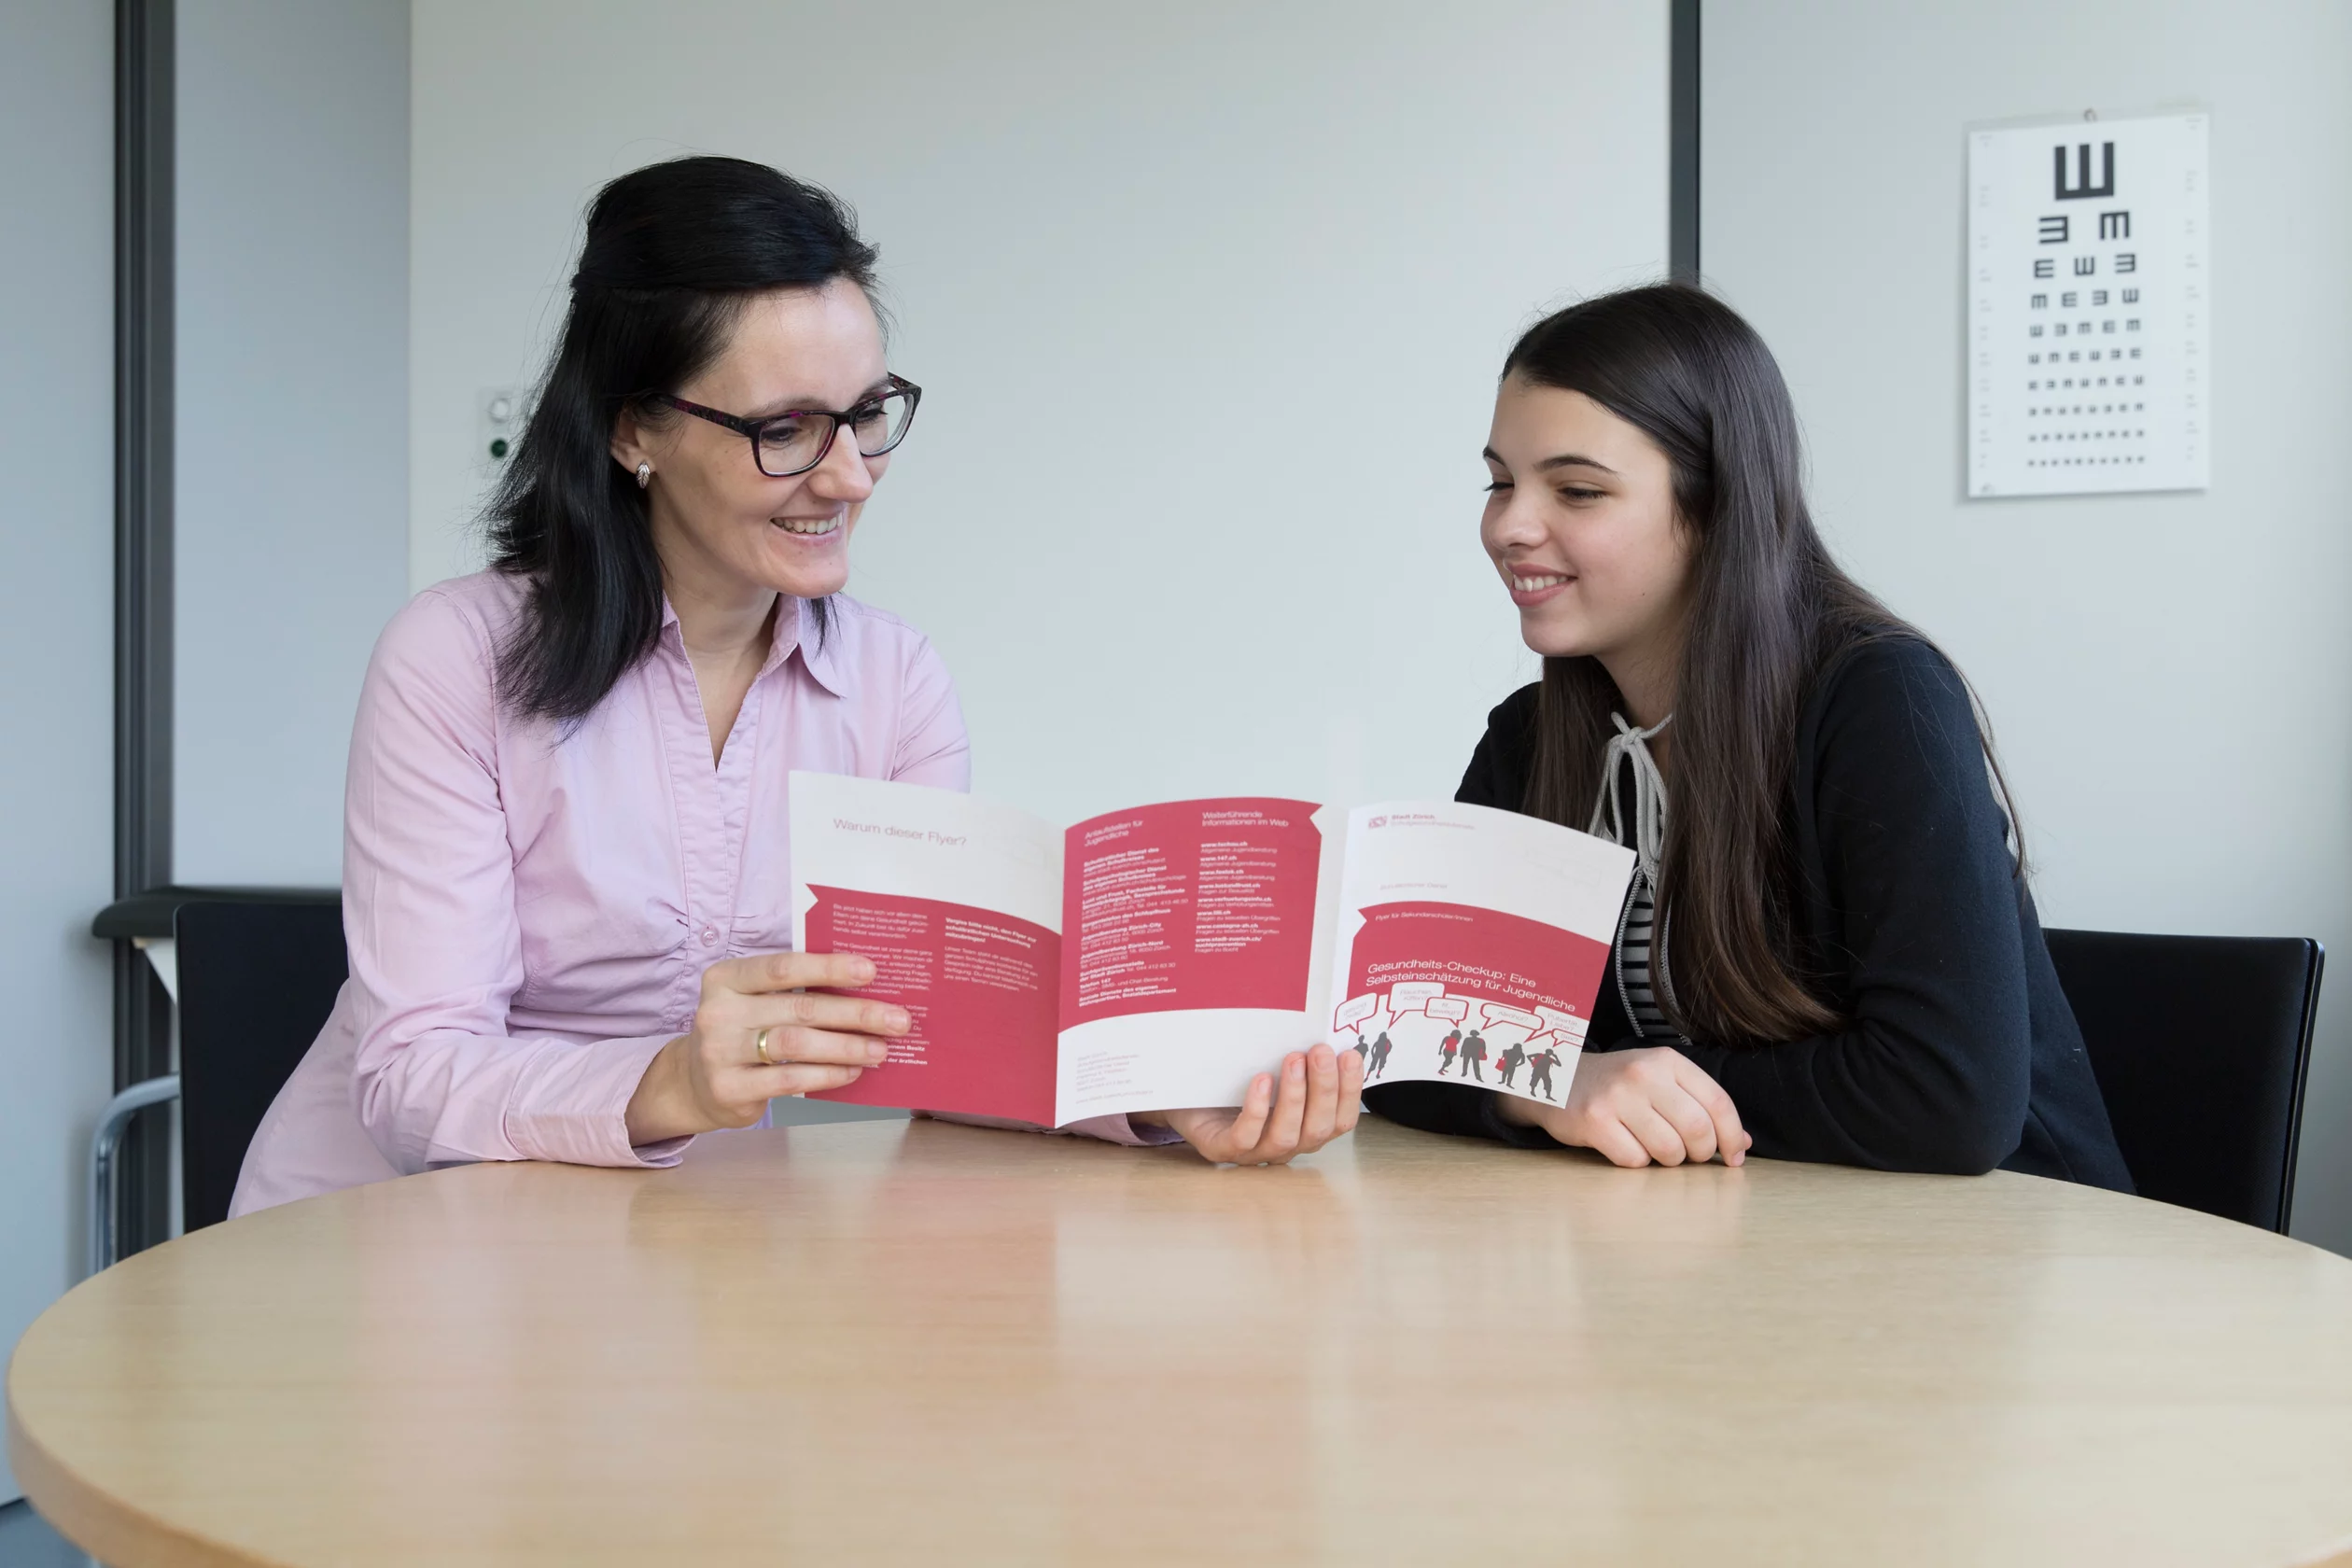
[232,570,1160,1218]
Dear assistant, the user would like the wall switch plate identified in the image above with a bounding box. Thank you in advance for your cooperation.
[477,386,523,475]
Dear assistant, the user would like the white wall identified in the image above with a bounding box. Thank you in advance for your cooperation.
[175,0,411,887]
[410,0,1670,828]
[1702,0,2352,1252]
[0,0,119,1506]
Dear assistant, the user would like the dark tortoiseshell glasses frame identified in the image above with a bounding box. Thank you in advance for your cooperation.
[653,374,922,478]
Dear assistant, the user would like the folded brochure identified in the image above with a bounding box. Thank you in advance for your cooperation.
[789,772,1636,1127]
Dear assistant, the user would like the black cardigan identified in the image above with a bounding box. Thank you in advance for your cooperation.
[1363,637,2134,1191]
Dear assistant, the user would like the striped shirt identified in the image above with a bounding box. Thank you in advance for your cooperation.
[1589,715,1684,1043]
[1617,864,1674,1037]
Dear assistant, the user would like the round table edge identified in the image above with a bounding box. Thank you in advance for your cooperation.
[9,1314,278,1568]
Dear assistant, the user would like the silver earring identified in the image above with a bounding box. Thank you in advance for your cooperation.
[636,462,652,489]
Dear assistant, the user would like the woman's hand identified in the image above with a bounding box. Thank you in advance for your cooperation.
[1499,1046,1750,1167]
[1132,1043,1364,1166]
[624,952,909,1146]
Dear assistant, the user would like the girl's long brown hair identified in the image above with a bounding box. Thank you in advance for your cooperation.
[1508,285,2019,1046]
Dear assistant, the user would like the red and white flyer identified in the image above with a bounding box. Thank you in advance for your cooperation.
[789,774,1631,1126]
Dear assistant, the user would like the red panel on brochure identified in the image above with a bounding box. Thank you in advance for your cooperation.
[1058,798,1322,1027]
[1344,900,1611,1020]
[803,885,1058,1125]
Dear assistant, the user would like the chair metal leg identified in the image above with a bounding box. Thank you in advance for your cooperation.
[89,1073,180,1277]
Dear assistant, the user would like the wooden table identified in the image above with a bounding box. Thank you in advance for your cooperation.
[12,1118,2352,1566]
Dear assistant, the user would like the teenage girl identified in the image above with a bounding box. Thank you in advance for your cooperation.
[1363,285,2130,1189]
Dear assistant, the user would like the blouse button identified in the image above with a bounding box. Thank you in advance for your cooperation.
[699,927,719,947]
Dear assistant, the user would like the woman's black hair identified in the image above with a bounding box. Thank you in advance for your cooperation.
[1505,283,2023,1046]
[486,156,881,721]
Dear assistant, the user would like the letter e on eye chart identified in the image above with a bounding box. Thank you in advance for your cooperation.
[1967,109,2209,498]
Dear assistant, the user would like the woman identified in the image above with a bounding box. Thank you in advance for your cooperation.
[234,158,1355,1215]
[1364,284,2130,1189]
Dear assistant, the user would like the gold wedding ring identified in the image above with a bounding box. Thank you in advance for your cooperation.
[754,1027,777,1067]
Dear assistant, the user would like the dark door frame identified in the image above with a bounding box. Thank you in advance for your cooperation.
[114,0,175,1257]
[1672,0,1700,280]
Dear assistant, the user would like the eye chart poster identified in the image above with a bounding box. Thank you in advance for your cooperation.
[1967,111,2209,498]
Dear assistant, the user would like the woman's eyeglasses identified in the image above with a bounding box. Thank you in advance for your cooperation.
[655,375,921,478]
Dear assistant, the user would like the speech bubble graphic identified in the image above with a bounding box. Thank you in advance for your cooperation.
[1333,994,1379,1032]
[1534,1005,1589,1049]
[1388,981,1447,1017]
[1424,995,1469,1024]
[1478,1002,1545,1034]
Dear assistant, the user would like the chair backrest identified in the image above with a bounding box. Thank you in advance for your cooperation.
[175,898,348,1230]
[2043,928,2322,1233]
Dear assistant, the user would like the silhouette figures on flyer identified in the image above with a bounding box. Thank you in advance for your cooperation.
[1437,1028,1463,1074]
[1368,1030,1393,1078]
[1459,1028,1488,1082]
[1496,1040,1526,1088]
[1527,1043,1563,1099]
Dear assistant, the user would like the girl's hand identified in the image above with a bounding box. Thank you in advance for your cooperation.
[1500,1045,1749,1167]
[1133,1044,1365,1166]
[625,952,910,1145]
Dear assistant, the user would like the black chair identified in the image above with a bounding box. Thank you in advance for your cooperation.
[2044,928,2323,1234]
[90,894,346,1267]
[176,900,350,1230]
